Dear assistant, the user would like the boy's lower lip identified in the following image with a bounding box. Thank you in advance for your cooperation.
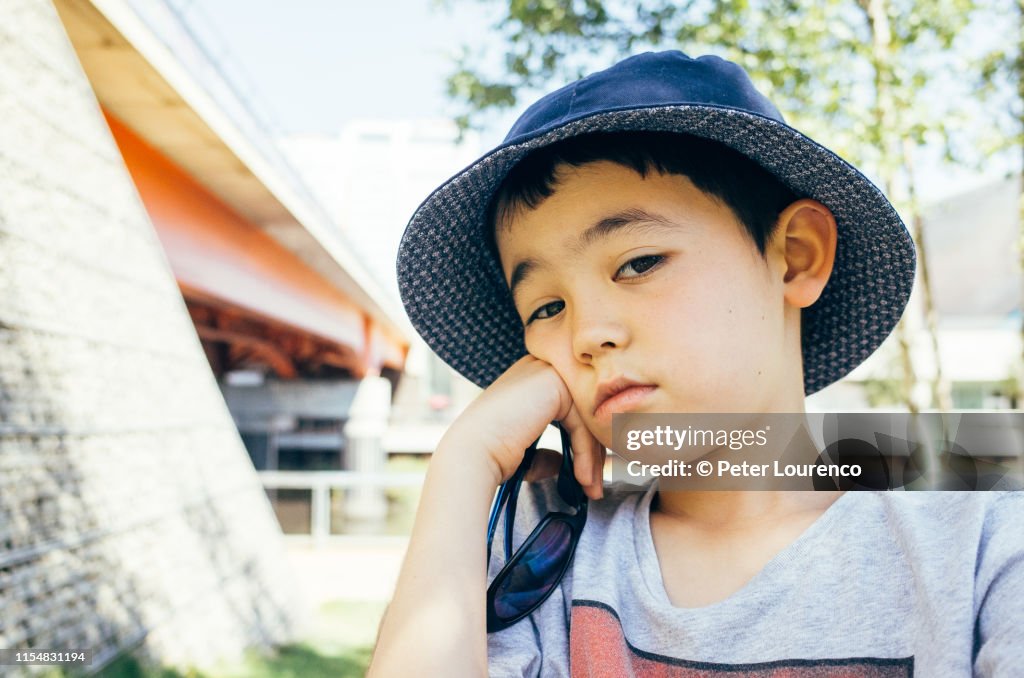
[594,385,657,423]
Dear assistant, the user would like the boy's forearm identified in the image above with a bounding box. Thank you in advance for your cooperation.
[368,443,498,677]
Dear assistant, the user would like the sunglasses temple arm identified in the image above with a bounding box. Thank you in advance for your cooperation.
[486,478,512,567]
[503,442,538,562]
[555,423,586,507]
[486,436,541,567]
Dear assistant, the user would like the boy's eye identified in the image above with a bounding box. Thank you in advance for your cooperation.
[616,254,664,279]
[523,255,665,324]
[527,300,564,324]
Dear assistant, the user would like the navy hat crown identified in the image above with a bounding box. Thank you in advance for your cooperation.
[506,51,786,143]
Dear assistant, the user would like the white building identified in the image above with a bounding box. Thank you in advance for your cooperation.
[279,120,485,436]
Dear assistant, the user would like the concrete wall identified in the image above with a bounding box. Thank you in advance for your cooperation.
[0,0,297,672]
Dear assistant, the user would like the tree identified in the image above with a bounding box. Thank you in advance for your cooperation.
[974,0,1024,406]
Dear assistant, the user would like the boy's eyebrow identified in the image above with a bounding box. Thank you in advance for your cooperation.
[508,208,678,303]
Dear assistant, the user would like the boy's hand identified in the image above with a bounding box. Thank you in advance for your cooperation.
[439,355,606,500]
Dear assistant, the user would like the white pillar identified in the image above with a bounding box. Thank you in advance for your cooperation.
[342,376,391,526]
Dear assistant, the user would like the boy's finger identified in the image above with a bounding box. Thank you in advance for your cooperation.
[560,405,603,500]
[523,448,562,482]
[587,438,605,500]
[572,437,594,495]
[566,420,593,492]
[594,445,607,497]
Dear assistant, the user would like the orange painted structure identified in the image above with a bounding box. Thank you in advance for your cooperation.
[104,111,407,380]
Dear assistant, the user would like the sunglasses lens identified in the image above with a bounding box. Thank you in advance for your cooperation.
[492,519,573,621]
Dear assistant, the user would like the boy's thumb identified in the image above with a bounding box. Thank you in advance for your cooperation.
[524,448,563,482]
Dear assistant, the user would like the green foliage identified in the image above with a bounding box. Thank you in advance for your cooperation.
[970,0,1024,159]
[445,0,990,186]
[862,377,906,408]
[998,372,1020,400]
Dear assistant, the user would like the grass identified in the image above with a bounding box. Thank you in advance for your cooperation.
[213,599,386,678]
[55,600,388,678]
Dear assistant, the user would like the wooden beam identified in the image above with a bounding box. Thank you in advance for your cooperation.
[195,324,296,379]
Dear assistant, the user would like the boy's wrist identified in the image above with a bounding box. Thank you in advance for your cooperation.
[433,431,504,490]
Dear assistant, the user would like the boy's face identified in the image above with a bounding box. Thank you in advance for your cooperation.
[495,160,807,449]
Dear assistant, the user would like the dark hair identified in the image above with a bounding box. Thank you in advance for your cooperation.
[487,131,799,257]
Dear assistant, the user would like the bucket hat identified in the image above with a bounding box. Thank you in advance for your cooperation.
[397,50,916,395]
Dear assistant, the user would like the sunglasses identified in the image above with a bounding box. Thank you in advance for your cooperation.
[485,423,588,633]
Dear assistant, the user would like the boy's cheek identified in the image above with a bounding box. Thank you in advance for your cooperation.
[522,333,557,361]
[523,341,574,383]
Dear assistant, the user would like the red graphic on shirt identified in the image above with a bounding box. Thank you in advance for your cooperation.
[570,602,913,677]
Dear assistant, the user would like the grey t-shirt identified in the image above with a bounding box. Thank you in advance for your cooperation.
[486,478,1024,676]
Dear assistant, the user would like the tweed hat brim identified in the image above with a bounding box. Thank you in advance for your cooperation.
[397,104,916,395]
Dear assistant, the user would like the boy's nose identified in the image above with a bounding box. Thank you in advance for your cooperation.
[572,312,630,363]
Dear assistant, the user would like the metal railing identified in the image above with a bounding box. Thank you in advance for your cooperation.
[258,470,426,540]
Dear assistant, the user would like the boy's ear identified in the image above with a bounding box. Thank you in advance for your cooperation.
[773,198,837,309]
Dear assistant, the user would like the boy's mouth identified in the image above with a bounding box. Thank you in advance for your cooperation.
[593,377,657,423]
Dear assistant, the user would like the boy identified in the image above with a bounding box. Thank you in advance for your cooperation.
[369,51,1023,676]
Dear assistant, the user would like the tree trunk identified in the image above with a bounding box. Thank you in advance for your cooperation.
[861,0,947,485]
[901,136,953,413]
[1018,0,1024,402]
[862,0,918,412]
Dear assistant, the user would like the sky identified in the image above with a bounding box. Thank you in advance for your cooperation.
[180,0,1017,206]
[178,0,506,141]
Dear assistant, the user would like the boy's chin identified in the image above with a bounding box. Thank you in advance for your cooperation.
[580,420,614,452]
